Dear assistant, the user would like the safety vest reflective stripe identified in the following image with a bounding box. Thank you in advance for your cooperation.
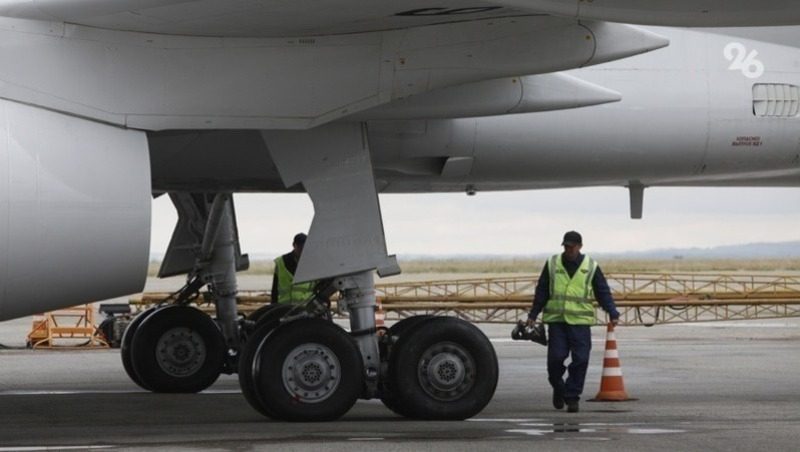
[548,254,559,296]
[544,308,597,317]
[583,257,595,305]
[542,254,597,325]
[548,295,594,303]
[274,256,315,304]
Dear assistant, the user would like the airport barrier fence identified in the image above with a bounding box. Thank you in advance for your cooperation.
[129,273,800,326]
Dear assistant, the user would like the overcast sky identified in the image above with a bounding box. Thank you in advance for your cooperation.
[150,186,800,258]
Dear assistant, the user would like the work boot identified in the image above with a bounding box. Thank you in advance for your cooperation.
[566,400,579,413]
[552,390,564,409]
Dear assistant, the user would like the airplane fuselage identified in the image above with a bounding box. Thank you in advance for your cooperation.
[371,27,800,192]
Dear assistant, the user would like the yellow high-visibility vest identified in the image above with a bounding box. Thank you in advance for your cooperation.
[542,254,597,325]
[274,256,314,304]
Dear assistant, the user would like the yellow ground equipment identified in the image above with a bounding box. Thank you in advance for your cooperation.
[27,304,108,349]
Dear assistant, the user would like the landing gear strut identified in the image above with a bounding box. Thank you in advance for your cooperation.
[241,123,499,420]
[238,271,381,420]
[122,193,247,393]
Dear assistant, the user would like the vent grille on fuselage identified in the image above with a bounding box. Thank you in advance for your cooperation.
[752,83,800,117]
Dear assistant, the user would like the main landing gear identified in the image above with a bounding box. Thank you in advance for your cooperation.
[122,192,245,394]
[122,278,498,420]
[234,281,498,421]
[122,123,498,420]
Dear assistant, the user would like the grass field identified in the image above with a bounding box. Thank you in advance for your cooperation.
[148,257,800,276]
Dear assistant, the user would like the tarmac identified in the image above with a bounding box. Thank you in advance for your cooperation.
[1,312,798,451]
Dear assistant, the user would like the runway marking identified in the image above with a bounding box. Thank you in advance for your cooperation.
[554,437,612,441]
[0,391,83,395]
[473,419,687,439]
[491,338,652,344]
[0,447,114,451]
[676,323,799,328]
[348,437,385,441]
[0,389,241,396]
[469,418,545,423]
[506,429,548,436]
[627,428,687,434]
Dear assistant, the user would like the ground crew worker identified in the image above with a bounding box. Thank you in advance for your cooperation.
[527,230,620,413]
[271,233,315,304]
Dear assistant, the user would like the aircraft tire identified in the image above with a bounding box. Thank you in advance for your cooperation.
[380,315,435,416]
[120,306,159,391]
[248,303,287,324]
[130,305,226,393]
[242,303,294,340]
[250,318,363,421]
[237,305,297,419]
[388,317,498,420]
[247,304,273,323]
[389,315,435,338]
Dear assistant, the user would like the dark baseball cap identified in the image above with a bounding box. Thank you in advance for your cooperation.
[561,231,582,246]
[293,233,307,246]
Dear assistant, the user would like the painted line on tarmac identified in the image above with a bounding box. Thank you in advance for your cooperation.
[472,418,686,439]
[0,389,242,396]
[0,447,114,451]
[675,322,799,328]
[491,338,652,344]
[470,418,546,422]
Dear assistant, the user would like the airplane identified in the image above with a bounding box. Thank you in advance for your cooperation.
[0,1,799,422]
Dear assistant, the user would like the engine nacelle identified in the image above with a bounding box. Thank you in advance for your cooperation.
[0,100,151,321]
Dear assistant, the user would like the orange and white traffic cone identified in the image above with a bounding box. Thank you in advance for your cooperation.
[375,298,386,329]
[590,323,636,402]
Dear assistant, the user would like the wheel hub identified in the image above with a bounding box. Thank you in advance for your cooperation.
[282,343,341,403]
[417,341,475,401]
[156,327,206,377]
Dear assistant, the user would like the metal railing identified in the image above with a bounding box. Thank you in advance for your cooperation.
[373,273,800,325]
[130,273,800,326]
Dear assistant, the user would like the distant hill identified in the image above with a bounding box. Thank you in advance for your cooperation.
[150,241,800,261]
[390,241,800,261]
[596,241,800,260]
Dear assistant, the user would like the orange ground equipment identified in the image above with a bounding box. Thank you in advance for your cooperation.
[26,304,109,349]
[590,323,636,401]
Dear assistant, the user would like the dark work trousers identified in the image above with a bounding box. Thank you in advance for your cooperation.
[547,323,592,401]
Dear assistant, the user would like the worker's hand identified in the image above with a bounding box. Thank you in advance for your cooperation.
[526,317,535,327]
[610,317,619,326]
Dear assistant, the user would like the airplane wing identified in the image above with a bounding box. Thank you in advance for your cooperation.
[0,0,795,131]
[1,0,800,37]
[0,0,515,37]
[0,8,667,131]
[492,0,800,27]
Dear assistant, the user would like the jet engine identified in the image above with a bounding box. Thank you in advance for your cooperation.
[0,100,151,320]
